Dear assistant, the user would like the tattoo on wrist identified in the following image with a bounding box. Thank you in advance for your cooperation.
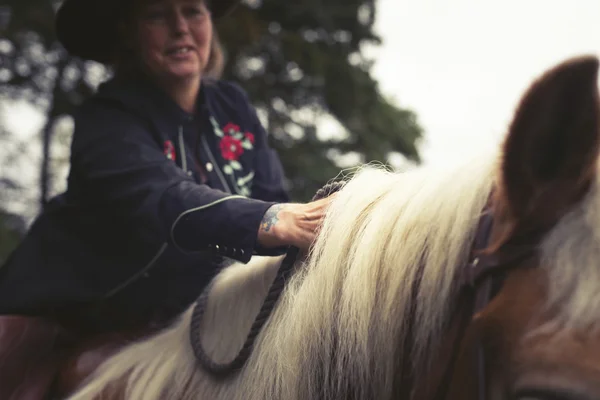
[261,204,283,232]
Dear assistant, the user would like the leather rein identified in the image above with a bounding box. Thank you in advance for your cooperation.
[189,181,345,376]
[190,186,538,400]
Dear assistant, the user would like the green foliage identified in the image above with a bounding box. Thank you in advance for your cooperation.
[0,124,29,262]
[218,0,423,199]
[0,0,109,207]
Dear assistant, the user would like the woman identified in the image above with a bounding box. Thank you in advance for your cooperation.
[0,0,334,396]
[0,0,333,342]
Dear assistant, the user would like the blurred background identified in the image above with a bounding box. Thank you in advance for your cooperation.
[0,0,598,263]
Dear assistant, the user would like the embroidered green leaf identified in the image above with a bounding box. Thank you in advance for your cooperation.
[223,165,233,175]
[230,160,242,170]
[240,186,251,197]
[210,117,224,137]
[242,141,253,150]
[234,132,244,140]
[237,171,254,186]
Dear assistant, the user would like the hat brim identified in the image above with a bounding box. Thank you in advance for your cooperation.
[56,0,239,63]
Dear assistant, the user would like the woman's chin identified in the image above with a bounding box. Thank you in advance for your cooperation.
[163,62,203,82]
[167,69,202,83]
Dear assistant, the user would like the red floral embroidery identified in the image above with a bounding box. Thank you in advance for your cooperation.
[163,140,176,161]
[220,136,244,161]
[223,122,240,134]
[210,116,256,196]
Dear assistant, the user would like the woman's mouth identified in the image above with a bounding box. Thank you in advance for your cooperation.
[167,46,195,56]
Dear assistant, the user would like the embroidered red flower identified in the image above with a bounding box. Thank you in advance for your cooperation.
[220,136,244,161]
[245,132,255,144]
[163,140,176,161]
[223,122,240,134]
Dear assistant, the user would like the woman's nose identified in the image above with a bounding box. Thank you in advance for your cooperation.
[169,11,189,35]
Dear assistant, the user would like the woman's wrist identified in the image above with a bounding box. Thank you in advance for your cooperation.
[257,204,287,248]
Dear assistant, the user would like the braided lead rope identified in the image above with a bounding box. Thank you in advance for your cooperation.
[190,181,346,376]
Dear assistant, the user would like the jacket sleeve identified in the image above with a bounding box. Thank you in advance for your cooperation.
[70,100,273,263]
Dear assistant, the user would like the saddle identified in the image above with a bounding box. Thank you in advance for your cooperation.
[0,315,152,400]
[0,316,68,400]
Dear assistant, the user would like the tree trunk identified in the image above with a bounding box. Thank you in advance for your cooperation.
[39,60,68,209]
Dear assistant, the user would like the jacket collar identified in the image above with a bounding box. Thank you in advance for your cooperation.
[94,73,208,128]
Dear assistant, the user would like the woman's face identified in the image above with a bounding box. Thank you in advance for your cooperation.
[132,0,213,84]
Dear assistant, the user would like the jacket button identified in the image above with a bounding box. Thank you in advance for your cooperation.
[215,244,220,252]
[240,249,245,256]
[206,162,213,172]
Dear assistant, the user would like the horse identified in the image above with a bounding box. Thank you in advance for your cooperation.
[61,55,600,399]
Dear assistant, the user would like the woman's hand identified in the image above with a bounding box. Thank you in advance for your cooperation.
[257,195,336,252]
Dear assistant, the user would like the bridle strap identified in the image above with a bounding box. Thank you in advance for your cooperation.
[474,276,492,400]
[434,207,537,400]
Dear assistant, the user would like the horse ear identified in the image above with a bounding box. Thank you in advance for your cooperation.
[497,56,600,242]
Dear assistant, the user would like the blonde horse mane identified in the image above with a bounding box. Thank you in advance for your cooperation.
[68,154,498,400]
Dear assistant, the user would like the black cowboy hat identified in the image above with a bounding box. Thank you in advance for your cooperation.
[56,0,239,63]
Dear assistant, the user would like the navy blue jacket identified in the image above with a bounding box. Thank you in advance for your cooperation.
[0,75,289,332]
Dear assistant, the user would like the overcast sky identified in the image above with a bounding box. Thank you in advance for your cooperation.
[369,0,600,166]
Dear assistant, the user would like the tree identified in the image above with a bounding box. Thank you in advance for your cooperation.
[0,0,422,208]
[0,0,108,209]
[218,0,422,199]
[0,126,27,262]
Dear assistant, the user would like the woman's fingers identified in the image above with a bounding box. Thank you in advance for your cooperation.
[256,194,337,251]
